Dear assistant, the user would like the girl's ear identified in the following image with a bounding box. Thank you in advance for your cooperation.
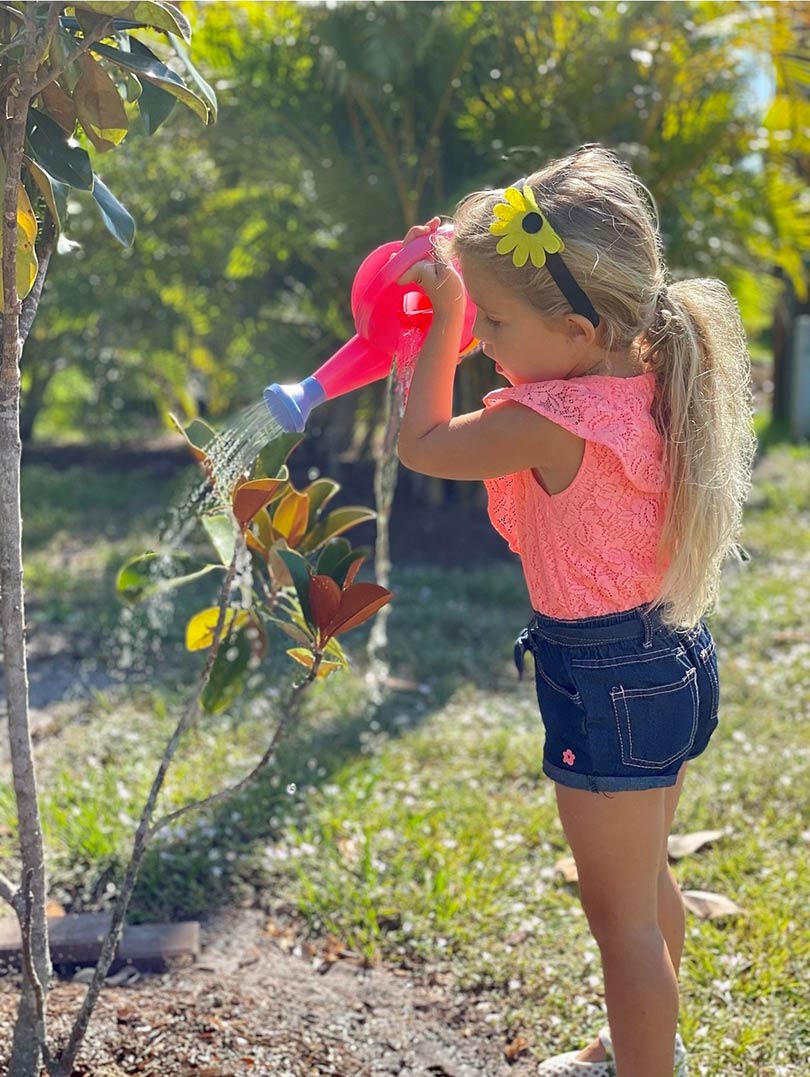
[565,314,598,344]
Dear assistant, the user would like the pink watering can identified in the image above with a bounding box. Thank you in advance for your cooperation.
[263,224,477,432]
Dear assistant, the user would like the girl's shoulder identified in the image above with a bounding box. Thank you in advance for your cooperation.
[483,372,667,493]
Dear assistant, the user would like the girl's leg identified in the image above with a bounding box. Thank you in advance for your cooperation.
[573,763,688,1064]
[554,772,685,1077]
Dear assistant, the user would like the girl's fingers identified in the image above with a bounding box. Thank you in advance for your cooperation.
[402,217,441,246]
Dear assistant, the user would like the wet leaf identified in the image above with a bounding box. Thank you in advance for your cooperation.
[309,574,342,634]
[202,627,253,713]
[116,551,220,605]
[202,514,235,567]
[232,478,285,532]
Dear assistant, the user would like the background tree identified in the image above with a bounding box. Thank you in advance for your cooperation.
[21,2,809,470]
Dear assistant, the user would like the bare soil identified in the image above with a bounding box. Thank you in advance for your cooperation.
[0,905,538,1077]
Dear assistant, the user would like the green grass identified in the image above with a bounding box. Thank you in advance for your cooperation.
[3,423,810,1075]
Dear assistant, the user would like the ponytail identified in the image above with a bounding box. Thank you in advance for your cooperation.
[643,279,757,629]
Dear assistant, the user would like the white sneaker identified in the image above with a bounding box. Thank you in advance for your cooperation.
[536,1026,688,1075]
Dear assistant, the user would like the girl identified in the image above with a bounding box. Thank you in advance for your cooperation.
[395,146,756,1077]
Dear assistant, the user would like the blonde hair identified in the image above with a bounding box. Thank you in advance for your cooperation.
[440,146,757,630]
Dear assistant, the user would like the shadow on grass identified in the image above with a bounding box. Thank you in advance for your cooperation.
[128,563,533,923]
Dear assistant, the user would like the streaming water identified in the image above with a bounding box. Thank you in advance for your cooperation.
[366,328,423,689]
[102,397,286,687]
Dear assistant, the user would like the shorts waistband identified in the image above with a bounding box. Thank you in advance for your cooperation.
[527,603,670,649]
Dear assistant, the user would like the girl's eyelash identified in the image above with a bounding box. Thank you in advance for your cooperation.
[485,315,501,328]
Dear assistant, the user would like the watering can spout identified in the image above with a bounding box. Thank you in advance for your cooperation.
[263,376,327,434]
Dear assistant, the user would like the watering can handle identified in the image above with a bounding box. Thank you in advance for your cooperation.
[355,226,451,338]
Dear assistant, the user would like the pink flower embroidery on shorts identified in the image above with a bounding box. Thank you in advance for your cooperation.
[562,748,576,766]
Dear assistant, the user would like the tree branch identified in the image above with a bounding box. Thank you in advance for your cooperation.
[0,869,18,910]
[29,16,113,99]
[146,655,321,841]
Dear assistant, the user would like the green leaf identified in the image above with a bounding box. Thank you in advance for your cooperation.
[137,76,177,134]
[331,548,369,590]
[303,477,341,525]
[316,537,352,579]
[168,32,218,121]
[116,551,221,605]
[267,616,314,647]
[276,548,313,628]
[202,514,236,566]
[91,38,213,124]
[73,1,192,43]
[298,506,377,553]
[26,108,93,190]
[91,174,135,247]
[254,432,303,479]
[201,626,253,714]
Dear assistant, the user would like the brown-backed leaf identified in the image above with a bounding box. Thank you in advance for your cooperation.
[342,557,364,591]
[40,80,76,133]
[309,574,342,634]
[233,478,285,532]
[73,53,128,152]
[323,583,392,639]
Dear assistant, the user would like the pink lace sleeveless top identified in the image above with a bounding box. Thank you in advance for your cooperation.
[482,372,670,619]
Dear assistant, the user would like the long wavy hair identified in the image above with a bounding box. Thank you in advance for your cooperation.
[440,146,757,630]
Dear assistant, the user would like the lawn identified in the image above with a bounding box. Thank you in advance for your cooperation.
[1,410,809,1076]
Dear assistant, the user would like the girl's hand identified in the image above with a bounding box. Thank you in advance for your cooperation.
[396,217,465,318]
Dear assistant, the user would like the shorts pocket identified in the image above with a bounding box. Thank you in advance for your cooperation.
[697,638,720,721]
[610,667,698,769]
[534,660,582,703]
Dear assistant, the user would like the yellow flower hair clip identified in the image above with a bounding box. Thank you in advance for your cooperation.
[488,183,601,328]
[489,185,564,268]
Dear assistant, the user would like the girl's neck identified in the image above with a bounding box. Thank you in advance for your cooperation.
[575,340,648,379]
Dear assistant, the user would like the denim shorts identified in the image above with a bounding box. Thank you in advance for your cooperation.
[514,602,720,793]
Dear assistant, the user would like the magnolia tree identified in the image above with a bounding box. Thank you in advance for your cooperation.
[0,4,391,1075]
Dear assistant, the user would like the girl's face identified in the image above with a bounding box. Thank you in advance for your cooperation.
[458,254,590,384]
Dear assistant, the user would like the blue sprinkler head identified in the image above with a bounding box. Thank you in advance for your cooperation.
[262,376,327,433]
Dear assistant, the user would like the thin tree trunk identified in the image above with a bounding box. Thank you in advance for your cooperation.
[1,8,57,1074]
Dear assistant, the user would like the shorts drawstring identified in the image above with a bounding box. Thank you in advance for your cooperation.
[514,627,532,680]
